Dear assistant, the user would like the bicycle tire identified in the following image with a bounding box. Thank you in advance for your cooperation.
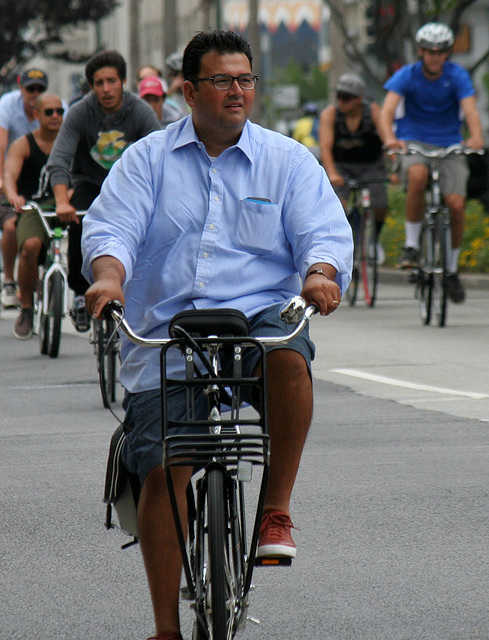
[40,270,63,358]
[207,466,233,640]
[37,277,48,355]
[433,215,449,327]
[95,317,120,407]
[417,223,432,325]
[361,207,377,307]
[346,209,360,306]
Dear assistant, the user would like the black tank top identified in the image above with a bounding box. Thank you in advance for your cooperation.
[333,101,383,164]
[17,132,49,199]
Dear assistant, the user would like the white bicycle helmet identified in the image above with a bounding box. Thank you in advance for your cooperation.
[415,23,454,51]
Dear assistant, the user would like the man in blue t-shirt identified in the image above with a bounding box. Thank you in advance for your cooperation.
[381,23,484,303]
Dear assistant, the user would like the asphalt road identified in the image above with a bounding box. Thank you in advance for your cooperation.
[1,276,489,640]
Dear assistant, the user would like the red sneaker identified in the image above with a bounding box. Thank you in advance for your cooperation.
[147,633,183,640]
[257,508,297,558]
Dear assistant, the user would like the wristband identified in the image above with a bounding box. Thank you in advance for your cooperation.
[306,269,332,280]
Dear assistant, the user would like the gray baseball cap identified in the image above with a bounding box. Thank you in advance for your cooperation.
[335,73,366,97]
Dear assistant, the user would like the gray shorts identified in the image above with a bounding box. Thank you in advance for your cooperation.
[0,202,16,228]
[400,141,469,197]
[334,159,388,209]
[122,302,316,485]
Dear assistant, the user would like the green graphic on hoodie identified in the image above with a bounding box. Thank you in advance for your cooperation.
[90,130,128,169]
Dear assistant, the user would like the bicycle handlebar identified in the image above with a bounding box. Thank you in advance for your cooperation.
[20,201,87,238]
[386,143,485,159]
[21,200,88,217]
[343,178,388,190]
[105,296,318,349]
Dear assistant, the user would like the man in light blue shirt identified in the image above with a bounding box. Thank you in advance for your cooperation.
[83,30,352,640]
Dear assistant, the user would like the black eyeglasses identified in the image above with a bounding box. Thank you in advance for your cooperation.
[44,107,64,116]
[336,92,357,102]
[193,74,258,90]
[25,85,47,94]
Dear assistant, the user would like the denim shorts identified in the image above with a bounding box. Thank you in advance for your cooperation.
[121,302,315,484]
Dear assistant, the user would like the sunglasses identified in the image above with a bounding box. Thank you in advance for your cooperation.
[336,92,357,102]
[25,85,47,94]
[43,107,64,116]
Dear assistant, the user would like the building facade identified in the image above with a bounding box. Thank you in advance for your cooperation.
[30,0,489,133]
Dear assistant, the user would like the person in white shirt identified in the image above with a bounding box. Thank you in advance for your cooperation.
[0,68,49,308]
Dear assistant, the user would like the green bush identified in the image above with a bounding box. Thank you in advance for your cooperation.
[380,186,489,273]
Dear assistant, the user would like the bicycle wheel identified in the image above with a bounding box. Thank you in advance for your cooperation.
[346,209,360,306]
[36,278,48,355]
[40,270,63,358]
[433,215,449,327]
[361,207,377,307]
[95,317,120,408]
[206,466,236,640]
[417,223,432,325]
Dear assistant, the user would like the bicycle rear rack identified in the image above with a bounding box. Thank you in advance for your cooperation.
[164,432,269,469]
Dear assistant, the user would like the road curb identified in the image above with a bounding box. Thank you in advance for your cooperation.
[378,267,489,290]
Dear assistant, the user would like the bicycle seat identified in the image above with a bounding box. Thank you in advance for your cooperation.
[169,308,250,338]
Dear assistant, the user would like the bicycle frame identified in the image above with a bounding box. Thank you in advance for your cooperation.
[420,153,452,275]
[22,203,69,338]
[344,180,379,307]
[23,201,88,352]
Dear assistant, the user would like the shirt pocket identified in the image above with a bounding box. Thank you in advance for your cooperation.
[235,198,283,255]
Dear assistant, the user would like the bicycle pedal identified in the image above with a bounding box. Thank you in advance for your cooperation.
[254,556,293,567]
[180,587,193,601]
[407,270,419,284]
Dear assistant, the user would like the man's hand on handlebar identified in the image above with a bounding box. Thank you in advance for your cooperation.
[329,172,345,188]
[85,280,125,320]
[384,137,406,153]
[301,273,341,316]
[55,201,79,225]
[464,136,485,152]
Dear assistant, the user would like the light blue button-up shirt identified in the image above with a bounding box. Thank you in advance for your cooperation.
[82,116,352,392]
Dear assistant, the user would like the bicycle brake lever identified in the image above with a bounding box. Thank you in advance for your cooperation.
[104,299,124,320]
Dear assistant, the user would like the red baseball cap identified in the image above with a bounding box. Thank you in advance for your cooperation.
[139,76,167,98]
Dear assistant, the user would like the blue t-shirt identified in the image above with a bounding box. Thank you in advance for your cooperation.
[383,61,475,146]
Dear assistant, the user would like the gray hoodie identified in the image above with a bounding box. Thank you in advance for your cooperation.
[47,90,161,190]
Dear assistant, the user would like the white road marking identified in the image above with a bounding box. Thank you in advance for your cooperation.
[330,368,489,400]
[9,382,97,390]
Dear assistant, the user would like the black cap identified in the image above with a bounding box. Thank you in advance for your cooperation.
[19,68,48,88]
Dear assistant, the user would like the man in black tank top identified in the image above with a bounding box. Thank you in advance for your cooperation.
[319,74,388,261]
[3,93,63,339]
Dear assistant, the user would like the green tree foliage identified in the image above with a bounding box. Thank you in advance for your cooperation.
[274,60,329,106]
[0,0,118,77]
[324,0,487,90]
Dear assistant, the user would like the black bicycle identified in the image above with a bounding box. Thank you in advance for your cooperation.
[344,180,381,307]
[91,316,120,408]
[103,297,316,639]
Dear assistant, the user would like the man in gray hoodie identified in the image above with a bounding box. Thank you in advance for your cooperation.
[47,50,160,331]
